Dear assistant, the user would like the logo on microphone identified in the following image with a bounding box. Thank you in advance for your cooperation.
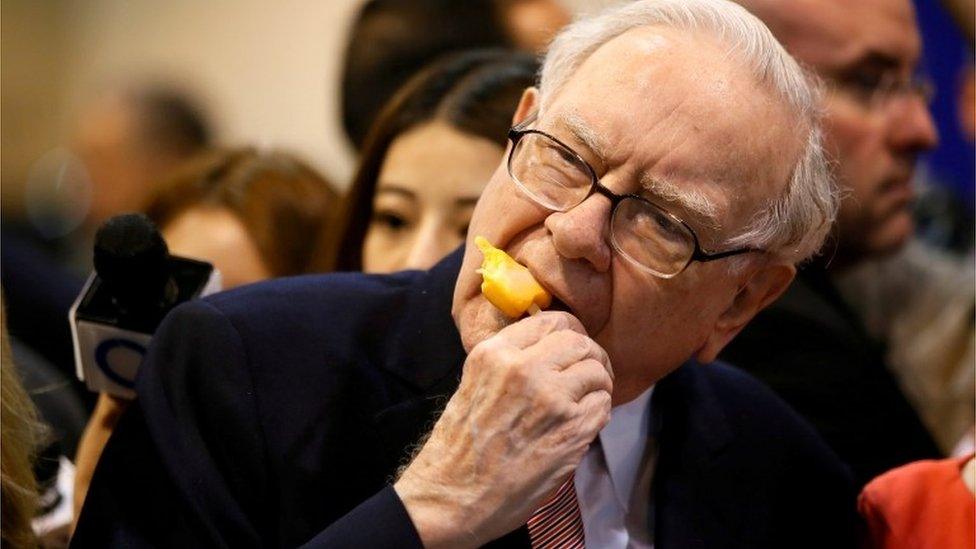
[94,339,147,389]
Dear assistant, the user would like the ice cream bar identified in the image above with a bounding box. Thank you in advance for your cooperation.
[475,236,551,318]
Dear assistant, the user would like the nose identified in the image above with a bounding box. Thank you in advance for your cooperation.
[887,94,939,155]
[544,192,613,272]
[402,219,453,271]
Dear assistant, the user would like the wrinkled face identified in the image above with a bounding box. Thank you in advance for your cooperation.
[453,27,801,398]
[162,206,271,289]
[363,122,503,273]
[765,0,938,260]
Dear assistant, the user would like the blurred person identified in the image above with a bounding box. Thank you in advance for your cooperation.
[836,241,974,455]
[496,0,572,52]
[0,240,89,411]
[340,0,568,149]
[0,85,213,423]
[858,453,975,548]
[723,0,944,487]
[333,49,539,273]
[74,85,211,234]
[147,148,341,283]
[8,335,87,549]
[76,2,859,547]
[2,297,46,549]
[71,148,340,525]
[834,59,976,455]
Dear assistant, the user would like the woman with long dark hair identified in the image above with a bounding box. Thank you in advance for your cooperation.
[332,49,539,272]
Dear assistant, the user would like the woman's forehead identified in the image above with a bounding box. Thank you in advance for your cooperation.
[379,122,503,199]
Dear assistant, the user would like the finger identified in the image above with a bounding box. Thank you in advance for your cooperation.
[559,359,613,402]
[574,389,612,439]
[493,310,587,350]
[523,330,611,376]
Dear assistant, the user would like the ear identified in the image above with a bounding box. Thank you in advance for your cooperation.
[695,261,796,364]
[512,87,539,126]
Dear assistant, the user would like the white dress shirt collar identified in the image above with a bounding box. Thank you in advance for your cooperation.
[600,385,655,510]
[575,385,657,548]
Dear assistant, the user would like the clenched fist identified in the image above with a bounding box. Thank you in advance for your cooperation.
[394,311,613,548]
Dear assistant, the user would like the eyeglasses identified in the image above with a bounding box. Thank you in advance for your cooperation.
[830,71,934,111]
[506,116,761,278]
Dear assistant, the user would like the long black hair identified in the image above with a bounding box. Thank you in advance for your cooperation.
[331,49,539,271]
[340,0,514,149]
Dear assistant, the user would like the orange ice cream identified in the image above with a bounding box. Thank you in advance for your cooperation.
[475,236,551,318]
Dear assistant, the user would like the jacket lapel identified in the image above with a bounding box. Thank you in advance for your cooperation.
[380,247,467,391]
[652,361,740,549]
[367,249,469,481]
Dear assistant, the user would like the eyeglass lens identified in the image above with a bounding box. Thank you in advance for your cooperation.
[509,132,696,276]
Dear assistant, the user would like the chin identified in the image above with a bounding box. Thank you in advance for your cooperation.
[866,215,914,259]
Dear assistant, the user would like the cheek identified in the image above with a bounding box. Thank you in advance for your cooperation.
[438,230,465,253]
[467,165,548,242]
[597,268,728,374]
[467,169,510,230]
[201,243,271,290]
[219,260,270,289]
[362,228,405,273]
[823,105,887,197]
[596,275,673,363]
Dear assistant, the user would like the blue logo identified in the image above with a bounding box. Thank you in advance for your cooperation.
[95,339,147,389]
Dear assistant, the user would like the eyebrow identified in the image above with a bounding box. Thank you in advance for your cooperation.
[376,186,416,200]
[558,112,609,165]
[640,174,722,232]
[377,185,480,207]
[842,50,906,74]
[863,50,901,67]
[553,113,722,231]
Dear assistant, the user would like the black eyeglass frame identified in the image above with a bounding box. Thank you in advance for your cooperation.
[506,117,762,277]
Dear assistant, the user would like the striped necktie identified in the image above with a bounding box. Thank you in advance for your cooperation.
[526,474,585,548]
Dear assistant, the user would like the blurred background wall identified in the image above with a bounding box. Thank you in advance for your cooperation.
[2,0,71,215]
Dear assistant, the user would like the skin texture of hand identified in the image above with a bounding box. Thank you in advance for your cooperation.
[394,311,613,548]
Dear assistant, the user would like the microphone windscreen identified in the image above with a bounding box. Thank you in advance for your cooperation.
[93,213,171,306]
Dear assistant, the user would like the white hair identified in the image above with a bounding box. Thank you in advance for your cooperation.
[538,0,837,264]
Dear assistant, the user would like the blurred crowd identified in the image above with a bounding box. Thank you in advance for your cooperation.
[1,0,973,548]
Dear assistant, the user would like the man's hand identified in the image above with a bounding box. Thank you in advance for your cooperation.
[394,311,613,548]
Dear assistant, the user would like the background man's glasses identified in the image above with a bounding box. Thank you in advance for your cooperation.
[506,118,760,278]
[830,71,935,112]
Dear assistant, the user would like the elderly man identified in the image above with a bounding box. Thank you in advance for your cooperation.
[74,1,856,547]
[723,0,943,489]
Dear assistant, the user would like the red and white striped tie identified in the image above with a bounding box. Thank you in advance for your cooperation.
[526,475,585,548]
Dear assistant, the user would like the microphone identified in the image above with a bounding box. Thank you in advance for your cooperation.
[70,214,221,398]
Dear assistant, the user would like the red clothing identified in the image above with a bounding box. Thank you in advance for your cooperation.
[859,454,975,549]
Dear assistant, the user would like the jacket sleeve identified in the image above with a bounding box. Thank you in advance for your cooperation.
[72,298,423,548]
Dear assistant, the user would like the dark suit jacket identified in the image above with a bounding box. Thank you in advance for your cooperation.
[722,265,942,488]
[73,249,857,548]
[1,230,92,410]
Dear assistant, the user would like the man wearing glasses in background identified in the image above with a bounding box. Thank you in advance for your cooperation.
[74,1,858,547]
[724,0,944,489]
